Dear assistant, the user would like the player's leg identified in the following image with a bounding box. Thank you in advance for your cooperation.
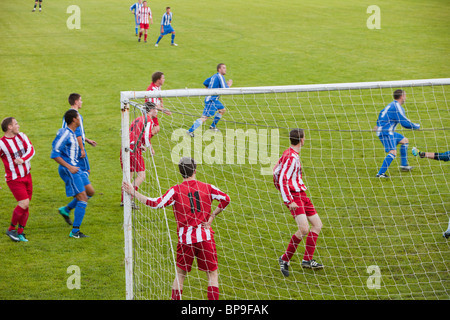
[206,269,219,300]
[70,190,88,238]
[397,134,412,171]
[302,212,324,269]
[187,113,209,137]
[443,218,450,239]
[376,135,397,177]
[138,24,143,41]
[155,27,165,46]
[210,102,226,131]
[6,177,31,242]
[171,31,177,46]
[172,266,187,300]
[39,0,42,11]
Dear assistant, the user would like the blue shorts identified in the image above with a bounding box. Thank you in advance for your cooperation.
[161,24,174,35]
[202,100,224,117]
[378,132,404,152]
[134,15,140,27]
[58,166,90,197]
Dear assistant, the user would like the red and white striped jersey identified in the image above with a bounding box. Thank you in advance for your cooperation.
[129,114,155,150]
[138,6,152,24]
[145,180,231,244]
[273,147,307,203]
[145,82,162,107]
[0,132,35,182]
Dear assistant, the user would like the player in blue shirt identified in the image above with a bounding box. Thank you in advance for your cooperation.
[130,0,143,36]
[155,7,177,47]
[51,110,90,238]
[187,64,233,137]
[375,89,420,178]
[59,93,96,225]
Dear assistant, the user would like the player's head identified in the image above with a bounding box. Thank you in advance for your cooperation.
[144,101,158,117]
[178,157,197,179]
[152,71,165,86]
[289,128,305,147]
[166,7,171,13]
[143,1,147,7]
[68,93,82,108]
[217,63,226,75]
[393,89,406,104]
[64,109,80,127]
[1,117,19,135]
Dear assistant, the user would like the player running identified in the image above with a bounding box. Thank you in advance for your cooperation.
[120,102,158,207]
[1,117,35,242]
[59,93,96,225]
[187,63,232,137]
[137,1,153,43]
[155,7,177,47]
[130,0,143,36]
[274,129,323,276]
[51,110,90,238]
[122,157,231,300]
[375,89,420,178]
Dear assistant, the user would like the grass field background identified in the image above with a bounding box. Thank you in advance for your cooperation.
[0,0,449,300]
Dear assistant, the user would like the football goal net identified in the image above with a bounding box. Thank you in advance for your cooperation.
[121,78,450,300]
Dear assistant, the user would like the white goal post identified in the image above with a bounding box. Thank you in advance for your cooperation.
[121,78,450,300]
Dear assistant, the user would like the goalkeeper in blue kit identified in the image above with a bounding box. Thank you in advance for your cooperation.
[375,89,420,178]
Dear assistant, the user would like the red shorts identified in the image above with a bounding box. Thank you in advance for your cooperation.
[120,149,145,172]
[6,174,33,202]
[140,23,149,30]
[176,240,218,272]
[285,191,317,217]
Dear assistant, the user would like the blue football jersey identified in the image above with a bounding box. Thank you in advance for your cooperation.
[51,127,79,167]
[376,100,420,136]
[203,73,229,103]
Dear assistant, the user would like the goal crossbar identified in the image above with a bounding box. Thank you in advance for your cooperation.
[121,78,450,102]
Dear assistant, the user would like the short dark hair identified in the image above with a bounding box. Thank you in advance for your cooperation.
[178,157,197,178]
[217,63,225,71]
[166,6,170,10]
[393,89,405,100]
[68,93,81,106]
[289,128,304,145]
[1,117,15,133]
[144,101,156,112]
[152,71,164,84]
[64,109,79,125]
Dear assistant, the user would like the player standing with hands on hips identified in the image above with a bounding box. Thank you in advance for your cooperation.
[1,117,35,242]
[122,157,230,300]
[274,129,324,276]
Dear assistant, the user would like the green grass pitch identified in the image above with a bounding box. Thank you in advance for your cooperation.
[0,0,448,300]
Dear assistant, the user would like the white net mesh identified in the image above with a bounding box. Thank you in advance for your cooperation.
[122,79,450,300]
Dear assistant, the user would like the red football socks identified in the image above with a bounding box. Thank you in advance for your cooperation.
[303,231,319,261]
[282,234,301,262]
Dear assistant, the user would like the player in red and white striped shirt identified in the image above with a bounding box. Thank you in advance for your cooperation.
[137,1,153,43]
[122,157,230,300]
[274,128,323,274]
[0,117,35,242]
[145,71,172,135]
[120,102,158,205]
